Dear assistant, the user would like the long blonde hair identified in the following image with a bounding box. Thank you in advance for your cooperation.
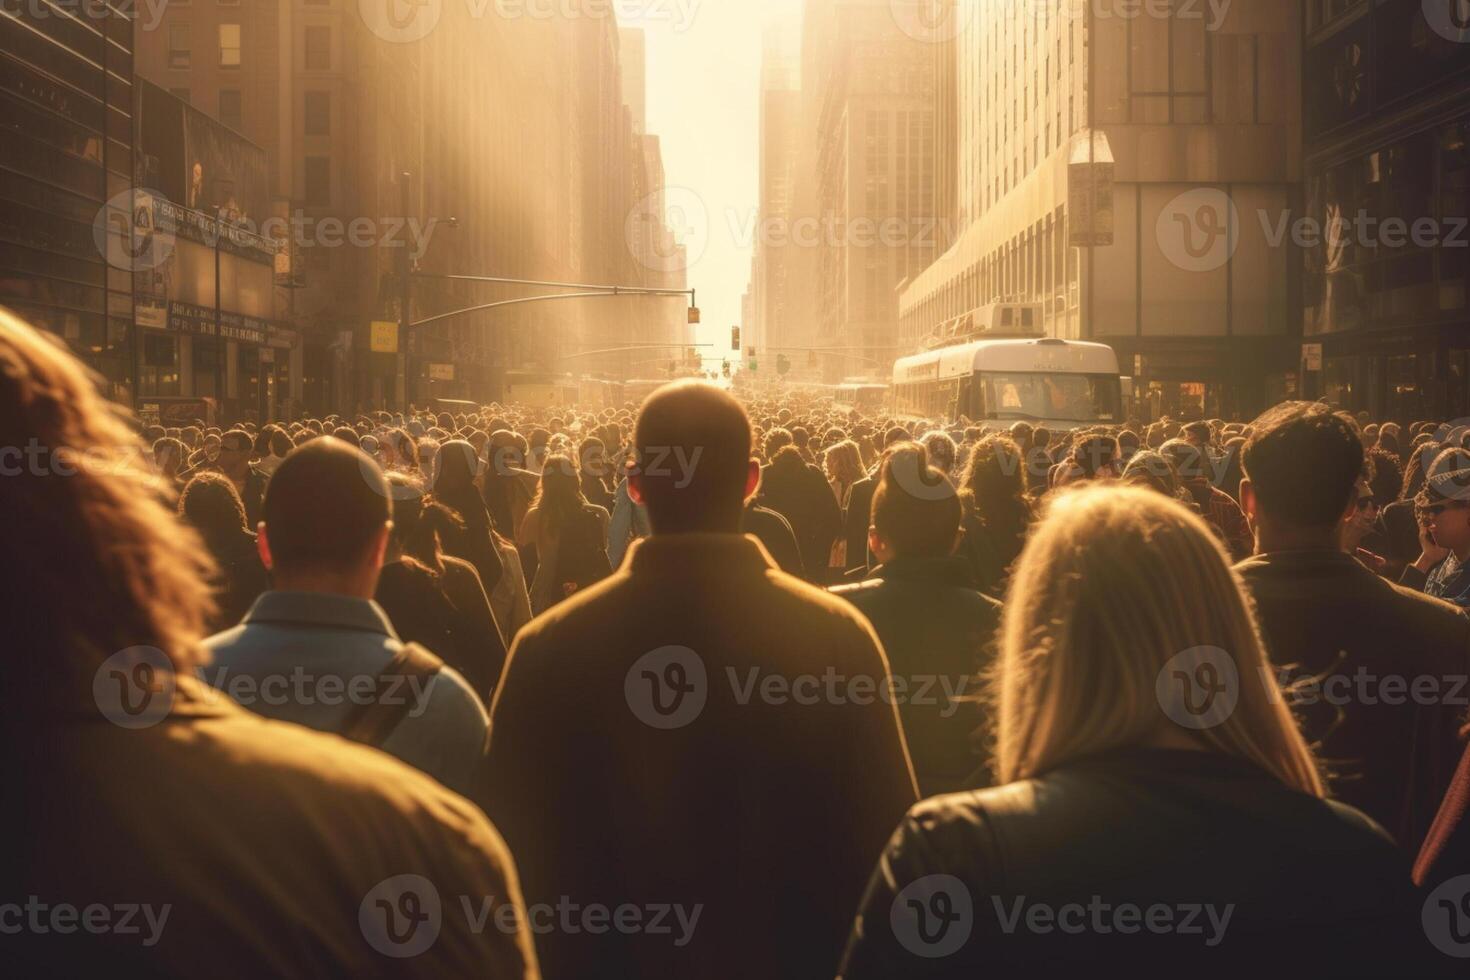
[993,484,1323,796]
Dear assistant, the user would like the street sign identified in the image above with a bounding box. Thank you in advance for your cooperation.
[428,363,455,381]
[370,320,399,354]
[1303,343,1323,372]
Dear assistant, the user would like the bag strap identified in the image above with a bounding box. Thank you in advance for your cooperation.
[340,643,444,749]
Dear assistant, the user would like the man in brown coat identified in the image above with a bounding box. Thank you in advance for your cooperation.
[484,381,918,980]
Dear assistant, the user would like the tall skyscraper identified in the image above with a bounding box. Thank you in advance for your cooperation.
[1,5,135,401]
[902,0,1301,421]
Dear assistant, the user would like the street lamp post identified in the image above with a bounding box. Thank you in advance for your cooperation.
[214,206,226,424]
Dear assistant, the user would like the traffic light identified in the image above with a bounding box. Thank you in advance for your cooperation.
[731,326,741,351]
[688,307,701,324]
[721,361,730,378]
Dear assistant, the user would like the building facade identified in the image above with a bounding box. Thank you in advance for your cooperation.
[900,0,1302,421]
[798,0,938,382]
[750,25,801,360]
[1301,0,1470,422]
[0,3,135,402]
[133,3,683,416]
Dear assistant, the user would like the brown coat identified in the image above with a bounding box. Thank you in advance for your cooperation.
[17,677,538,978]
[484,533,918,980]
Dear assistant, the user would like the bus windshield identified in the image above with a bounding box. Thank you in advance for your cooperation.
[981,372,1120,423]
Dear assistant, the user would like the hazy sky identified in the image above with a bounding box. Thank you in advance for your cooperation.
[620,0,803,367]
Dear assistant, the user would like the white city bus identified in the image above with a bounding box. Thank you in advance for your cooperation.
[834,382,890,414]
[892,337,1122,428]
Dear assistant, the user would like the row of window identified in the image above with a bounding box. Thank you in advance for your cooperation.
[164,87,331,137]
[167,22,331,71]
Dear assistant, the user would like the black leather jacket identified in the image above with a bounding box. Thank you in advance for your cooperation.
[840,748,1444,978]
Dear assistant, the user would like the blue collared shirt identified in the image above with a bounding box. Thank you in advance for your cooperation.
[201,591,488,795]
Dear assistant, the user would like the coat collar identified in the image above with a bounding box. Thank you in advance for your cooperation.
[627,533,777,577]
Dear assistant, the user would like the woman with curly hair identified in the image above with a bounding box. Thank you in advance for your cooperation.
[177,471,270,630]
[955,434,1034,596]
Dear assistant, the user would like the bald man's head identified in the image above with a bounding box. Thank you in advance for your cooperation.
[630,381,757,534]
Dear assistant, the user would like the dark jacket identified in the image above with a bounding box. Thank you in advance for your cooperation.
[742,501,805,577]
[484,534,917,980]
[831,557,1002,797]
[843,473,878,574]
[1236,549,1470,852]
[840,748,1433,979]
[1416,738,1470,890]
[200,526,270,632]
[760,453,843,581]
[375,556,507,705]
[1402,555,1470,610]
[955,514,1024,598]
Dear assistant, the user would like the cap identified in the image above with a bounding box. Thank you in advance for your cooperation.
[1416,447,1470,508]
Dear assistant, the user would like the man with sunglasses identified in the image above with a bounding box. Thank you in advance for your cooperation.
[206,428,268,528]
[1401,447,1470,609]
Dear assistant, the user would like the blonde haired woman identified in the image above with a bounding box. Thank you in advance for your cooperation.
[840,486,1421,977]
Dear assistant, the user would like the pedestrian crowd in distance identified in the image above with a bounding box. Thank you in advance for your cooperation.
[6,304,1470,977]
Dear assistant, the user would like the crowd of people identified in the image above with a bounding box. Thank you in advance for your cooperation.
[7,302,1470,976]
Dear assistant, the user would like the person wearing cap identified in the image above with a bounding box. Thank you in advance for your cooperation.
[1400,446,1470,608]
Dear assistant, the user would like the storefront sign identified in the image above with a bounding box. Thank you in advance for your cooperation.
[1303,343,1323,372]
[167,301,268,345]
[428,363,455,381]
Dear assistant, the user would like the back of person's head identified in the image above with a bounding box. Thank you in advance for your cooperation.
[883,425,910,449]
[1183,421,1212,445]
[764,426,793,458]
[919,430,958,475]
[632,381,754,533]
[869,443,961,560]
[1241,402,1362,530]
[995,485,1323,796]
[268,426,294,458]
[178,471,250,544]
[1122,450,1182,499]
[1070,434,1120,479]
[0,309,215,690]
[1160,439,1211,484]
[331,425,360,448]
[261,439,390,575]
